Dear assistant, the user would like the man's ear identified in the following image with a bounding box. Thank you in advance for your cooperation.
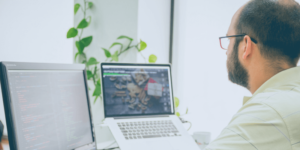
[242,35,252,59]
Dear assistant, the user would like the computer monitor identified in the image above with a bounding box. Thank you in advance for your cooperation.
[0,62,94,150]
[100,63,175,118]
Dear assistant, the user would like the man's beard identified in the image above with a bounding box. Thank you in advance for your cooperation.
[227,38,249,89]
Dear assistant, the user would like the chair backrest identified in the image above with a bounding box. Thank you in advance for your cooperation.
[0,120,3,142]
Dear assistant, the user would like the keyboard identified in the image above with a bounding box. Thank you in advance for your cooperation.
[117,120,181,140]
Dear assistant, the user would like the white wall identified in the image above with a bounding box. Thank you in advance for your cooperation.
[137,0,171,63]
[0,0,74,135]
[0,1,73,63]
[172,0,252,140]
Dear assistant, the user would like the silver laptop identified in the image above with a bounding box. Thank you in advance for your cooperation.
[100,63,199,150]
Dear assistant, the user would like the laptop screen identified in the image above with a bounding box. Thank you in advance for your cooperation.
[101,64,174,117]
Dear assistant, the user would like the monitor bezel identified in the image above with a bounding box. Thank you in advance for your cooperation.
[0,61,94,150]
[100,62,176,118]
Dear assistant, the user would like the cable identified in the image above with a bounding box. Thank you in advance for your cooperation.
[187,121,192,131]
[178,117,192,131]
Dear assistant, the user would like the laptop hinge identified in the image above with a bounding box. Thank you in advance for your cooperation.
[113,115,170,120]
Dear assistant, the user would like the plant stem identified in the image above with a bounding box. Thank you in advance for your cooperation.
[83,0,86,18]
[134,45,147,62]
[118,40,138,57]
[105,41,138,62]
[78,0,87,42]
[187,121,192,131]
[83,53,87,62]
[139,52,147,62]
[104,39,146,64]
[118,46,135,57]
[93,66,97,85]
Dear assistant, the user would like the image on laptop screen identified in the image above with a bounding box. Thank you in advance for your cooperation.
[102,64,174,117]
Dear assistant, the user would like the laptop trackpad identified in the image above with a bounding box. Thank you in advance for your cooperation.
[147,140,174,150]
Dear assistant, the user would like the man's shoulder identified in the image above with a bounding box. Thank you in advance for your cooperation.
[236,85,300,148]
[246,85,300,118]
[234,85,300,124]
[206,86,300,150]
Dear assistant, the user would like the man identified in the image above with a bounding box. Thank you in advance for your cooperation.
[206,0,300,149]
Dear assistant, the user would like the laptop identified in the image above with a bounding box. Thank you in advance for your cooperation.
[100,63,199,150]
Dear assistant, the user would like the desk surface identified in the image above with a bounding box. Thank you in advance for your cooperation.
[0,139,121,150]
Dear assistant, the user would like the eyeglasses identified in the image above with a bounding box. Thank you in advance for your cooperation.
[219,34,258,50]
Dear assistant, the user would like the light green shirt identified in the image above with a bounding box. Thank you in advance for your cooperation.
[205,67,300,150]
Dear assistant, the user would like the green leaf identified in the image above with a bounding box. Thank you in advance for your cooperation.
[97,79,101,85]
[67,28,78,38]
[81,36,93,47]
[111,51,119,62]
[74,3,80,14]
[93,79,101,97]
[75,41,85,53]
[117,35,133,41]
[86,70,93,80]
[174,97,179,108]
[139,39,147,51]
[186,108,189,114]
[86,57,99,66]
[94,96,99,104]
[176,112,181,117]
[77,18,89,29]
[87,16,92,25]
[102,48,111,58]
[88,2,93,8]
[109,42,123,50]
[148,54,157,63]
[74,52,79,61]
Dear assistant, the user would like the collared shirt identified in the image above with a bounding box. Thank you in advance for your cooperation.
[205,67,300,150]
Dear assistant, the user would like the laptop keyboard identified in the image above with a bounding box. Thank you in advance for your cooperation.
[118,120,181,140]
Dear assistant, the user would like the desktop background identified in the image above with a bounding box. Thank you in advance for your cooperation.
[102,67,173,117]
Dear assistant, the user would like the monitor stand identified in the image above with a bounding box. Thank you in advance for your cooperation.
[95,124,119,149]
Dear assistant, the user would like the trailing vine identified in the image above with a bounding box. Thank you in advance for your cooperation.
[175,97,191,130]
[67,0,101,103]
[101,36,157,63]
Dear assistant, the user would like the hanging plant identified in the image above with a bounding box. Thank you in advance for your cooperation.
[67,1,158,104]
[67,0,103,103]
[101,36,157,63]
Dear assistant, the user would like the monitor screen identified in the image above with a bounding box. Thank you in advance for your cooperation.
[101,64,174,117]
[1,62,93,150]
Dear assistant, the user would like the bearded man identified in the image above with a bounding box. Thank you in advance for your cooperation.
[206,0,300,149]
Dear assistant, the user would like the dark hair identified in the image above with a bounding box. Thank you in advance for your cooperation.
[236,0,300,66]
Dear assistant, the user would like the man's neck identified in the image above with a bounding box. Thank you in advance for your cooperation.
[248,63,292,94]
